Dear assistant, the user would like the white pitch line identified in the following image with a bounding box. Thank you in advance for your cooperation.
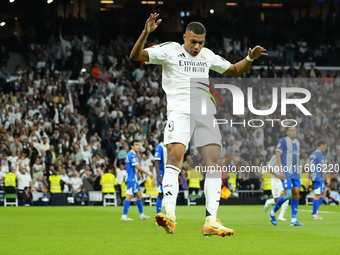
[299,210,338,214]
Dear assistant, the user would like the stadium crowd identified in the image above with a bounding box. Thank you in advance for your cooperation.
[0,11,340,206]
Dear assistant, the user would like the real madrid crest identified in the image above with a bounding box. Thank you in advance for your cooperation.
[168,133,173,140]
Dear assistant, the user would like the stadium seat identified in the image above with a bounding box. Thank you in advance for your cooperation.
[4,194,18,207]
[89,191,103,202]
[305,191,315,205]
[184,190,201,206]
[144,195,157,206]
[103,193,117,207]
[32,192,44,202]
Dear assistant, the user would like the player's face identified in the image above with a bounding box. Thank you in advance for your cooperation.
[183,31,205,57]
[133,142,140,152]
[286,127,297,139]
[320,143,327,153]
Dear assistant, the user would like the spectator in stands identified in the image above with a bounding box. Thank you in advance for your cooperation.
[76,186,88,205]
[82,167,94,192]
[16,165,33,192]
[59,167,71,193]
[32,157,45,180]
[70,169,83,195]
[132,64,145,82]
[34,176,46,192]
[20,186,33,206]
[81,145,92,165]
[237,172,250,190]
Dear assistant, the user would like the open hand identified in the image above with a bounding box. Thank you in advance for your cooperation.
[248,46,267,60]
[144,13,162,34]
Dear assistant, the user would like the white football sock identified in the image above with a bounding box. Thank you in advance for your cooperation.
[162,165,180,215]
[279,200,289,218]
[267,198,276,205]
[205,170,222,220]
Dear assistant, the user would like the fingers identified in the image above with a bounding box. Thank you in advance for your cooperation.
[149,13,160,22]
[156,19,162,26]
[252,45,266,52]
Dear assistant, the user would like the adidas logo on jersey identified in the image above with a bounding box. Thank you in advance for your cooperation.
[177,53,186,58]
[165,191,173,196]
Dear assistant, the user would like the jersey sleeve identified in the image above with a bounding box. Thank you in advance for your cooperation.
[130,153,138,166]
[276,138,285,153]
[154,145,163,161]
[144,42,175,65]
[209,53,231,74]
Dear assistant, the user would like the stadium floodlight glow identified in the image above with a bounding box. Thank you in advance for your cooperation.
[262,3,283,8]
[47,0,53,3]
[9,0,15,3]
[157,1,164,4]
[141,1,156,4]
[210,9,214,14]
[226,2,237,6]
[0,22,5,27]
[101,0,114,3]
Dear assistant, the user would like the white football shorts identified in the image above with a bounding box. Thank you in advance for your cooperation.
[164,111,222,150]
[271,178,284,198]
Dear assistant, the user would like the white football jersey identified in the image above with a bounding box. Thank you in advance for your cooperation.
[268,155,280,180]
[145,42,231,114]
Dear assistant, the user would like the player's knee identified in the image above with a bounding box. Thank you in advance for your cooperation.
[167,152,183,168]
[284,190,291,200]
[205,154,222,166]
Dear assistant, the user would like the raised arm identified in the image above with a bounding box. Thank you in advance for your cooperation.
[130,13,162,62]
[224,46,267,77]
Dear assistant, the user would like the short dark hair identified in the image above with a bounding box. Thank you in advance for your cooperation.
[317,140,327,147]
[186,22,206,35]
[130,139,139,148]
[285,126,296,132]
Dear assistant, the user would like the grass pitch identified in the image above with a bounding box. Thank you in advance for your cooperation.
[1,205,340,255]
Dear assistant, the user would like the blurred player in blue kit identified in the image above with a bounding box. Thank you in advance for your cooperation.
[269,127,304,226]
[154,141,167,214]
[307,140,329,220]
[121,140,153,221]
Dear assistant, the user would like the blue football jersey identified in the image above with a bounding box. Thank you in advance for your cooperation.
[125,150,139,183]
[276,136,301,178]
[154,142,167,180]
[309,150,325,180]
